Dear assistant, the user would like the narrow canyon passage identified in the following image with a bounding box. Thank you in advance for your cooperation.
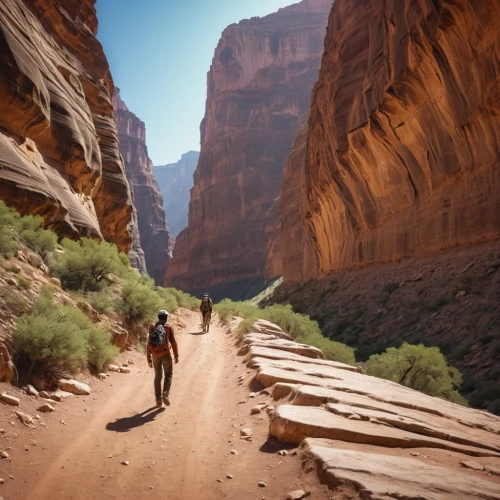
[7,311,329,500]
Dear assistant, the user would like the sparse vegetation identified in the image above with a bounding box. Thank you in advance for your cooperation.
[366,342,467,405]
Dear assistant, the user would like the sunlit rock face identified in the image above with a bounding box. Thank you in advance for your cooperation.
[282,0,500,282]
[154,151,200,238]
[0,0,133,252]
[167,0,332,299]
[113,89,173,285]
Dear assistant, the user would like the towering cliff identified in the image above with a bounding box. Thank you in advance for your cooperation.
[154,151,200,237]
[113,89,173,285]
[167,0,332,299]
[281,0,500,282]
[0,0,133,251]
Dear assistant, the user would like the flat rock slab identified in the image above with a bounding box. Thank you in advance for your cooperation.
[241,338,324,359]
[58,379,90,396]
[252,319,293,340]
[269,405,500,457]
[302,439,500,500]
[246,345,359,372]
[253,357,500,434]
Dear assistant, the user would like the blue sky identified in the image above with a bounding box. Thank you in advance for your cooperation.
[96,0,298,165]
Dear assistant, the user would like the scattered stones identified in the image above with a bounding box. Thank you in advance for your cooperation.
[107,365,120,372]
[38,391,51,399]
[287,490,308,500]
[226,474,233,479]
[240,428,252,437]
[460,460,484,471]
[119,367,131,374]
[0,393,20,406]
[15,411,34,426]
[258,481,267,488]
[251,405,262,415]
[24,385,38,397]
[277,450,288,456]
[58,379,90,396]
[0,451,8,459]
[230,449,238,455]
[249,392,257,398]
[121,460,129,466]
[411,452,420,456]
[37,403,55,413]
[49,393,62,402]
[98,373,107,381]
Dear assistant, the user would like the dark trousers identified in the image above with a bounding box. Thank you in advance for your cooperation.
[153,354,173,400]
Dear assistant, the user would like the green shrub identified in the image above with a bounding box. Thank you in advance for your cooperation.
[51,238,130,291]
[17,274,31,291]
[120,278,160,323]
[165,288,198,310]
[0,201,20,256]
[299,332,356,365]
[366,342,467,404]
[156,287,179,314]
[215,299,257,322]
[87,328,119,371]
[2,288,30,315]
[85,289,114,314]
[261,304,320,339]
[13,287,118,381]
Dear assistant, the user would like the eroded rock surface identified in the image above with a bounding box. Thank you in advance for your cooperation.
[0,0,133,251]
[113,89,173,284]
[167,0,332,299]
[280,0,500,282]
[240,318,500,497]
[154,151,200,238]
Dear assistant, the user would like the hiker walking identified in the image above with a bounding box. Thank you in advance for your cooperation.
[147,310,179,408]
[200,293,213,332]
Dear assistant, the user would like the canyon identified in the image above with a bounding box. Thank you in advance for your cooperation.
[113,89,173,284]
[275,0,500,282]
[166,0,333,300]
[0,0,133,252]
[154,151,200,238]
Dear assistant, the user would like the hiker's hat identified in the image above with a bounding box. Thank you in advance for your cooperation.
[203,293,209,297]
[158,309,168,317]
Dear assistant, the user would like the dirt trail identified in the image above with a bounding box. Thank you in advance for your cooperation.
[2,310,330,500]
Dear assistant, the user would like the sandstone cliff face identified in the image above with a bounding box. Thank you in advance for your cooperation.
[282,0,500,282]
[167,0,332,299]
[153,151,200,238]
[113,89,173,285]
[0,0,133,252]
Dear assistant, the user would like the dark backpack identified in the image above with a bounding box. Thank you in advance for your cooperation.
[202,298,212,312]
[149,323,166,355]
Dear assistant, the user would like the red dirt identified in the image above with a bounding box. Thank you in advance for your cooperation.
[0,311,333,500]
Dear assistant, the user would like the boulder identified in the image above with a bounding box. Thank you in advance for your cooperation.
[16,250,27,263]
[58,379,90,396]
[49,277,61,288]
[0,393,19,406]
[24,385,38,396]
[37,403,55,413]
[119,367,131,374]
[26,252,43,269]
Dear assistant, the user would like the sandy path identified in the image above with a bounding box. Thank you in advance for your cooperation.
[24,311,234,500]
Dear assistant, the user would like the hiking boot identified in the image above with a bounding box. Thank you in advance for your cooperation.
[156,399,162,408]
[162,393,170,406]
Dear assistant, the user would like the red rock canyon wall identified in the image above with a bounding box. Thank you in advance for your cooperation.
[281,0,500,282]
[167,0,332,299]
[113,89,174,285]
[0,0,133,251]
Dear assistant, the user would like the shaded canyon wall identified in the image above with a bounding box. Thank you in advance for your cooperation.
[167,0,332,299]
[153,151,200,238]
[0,0,133,251]
[113,89,173,284]
[279,0,500,283]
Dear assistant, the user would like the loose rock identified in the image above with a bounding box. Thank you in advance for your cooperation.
[15,411,34,426]
[58,379,90,396]
[24,385,38,396]
[121,460,129,466]
[98,373,107,381]
[119,367,131,374]
[107,365,120,372]
[258,481,267,487]
[0,451,8,459]
[37,403,55,413]
[230,449,238,455]
[240,428,252,437]
[226,474,233,479]
[287,490,308,500]
[460,460,484,471]
[0,393,20,406]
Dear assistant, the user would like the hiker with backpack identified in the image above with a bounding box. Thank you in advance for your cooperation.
[200,293,213,332]
[147,310,179,408]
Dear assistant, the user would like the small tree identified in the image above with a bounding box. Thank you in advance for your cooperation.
[366,342,466,404]
[120,277,160,323]
[0,201,20,256]
[52,238,130,291]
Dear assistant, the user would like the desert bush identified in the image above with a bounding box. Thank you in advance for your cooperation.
[85,289,114,314]
[15,214,57,258]
[17,274,31,291]
[165,287,198,311]
[156,287,178,314]
[87,328,119,371]
[366,342,467,404]
[215,299,257,323]
[2,287,30,315]
[120,278,161,323]
[51,238,130,291]
[13,287,118,382]
[0,201,20,256]
[299,332,356,365]
[261,304,320,339]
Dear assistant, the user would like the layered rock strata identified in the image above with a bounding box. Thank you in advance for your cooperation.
[240,319,500,499]
[281,0,500,282]
[153,151,200,237]
[113,89,173,284]
[0,0,133,251]
[167,0,332,299]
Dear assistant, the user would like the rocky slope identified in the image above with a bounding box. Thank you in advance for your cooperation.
[0,0,133,252]
[112,89,173,284]
[242,319,500,499]
[153,151,200,237]
[278,0,500,282]
[167,0,332,300]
